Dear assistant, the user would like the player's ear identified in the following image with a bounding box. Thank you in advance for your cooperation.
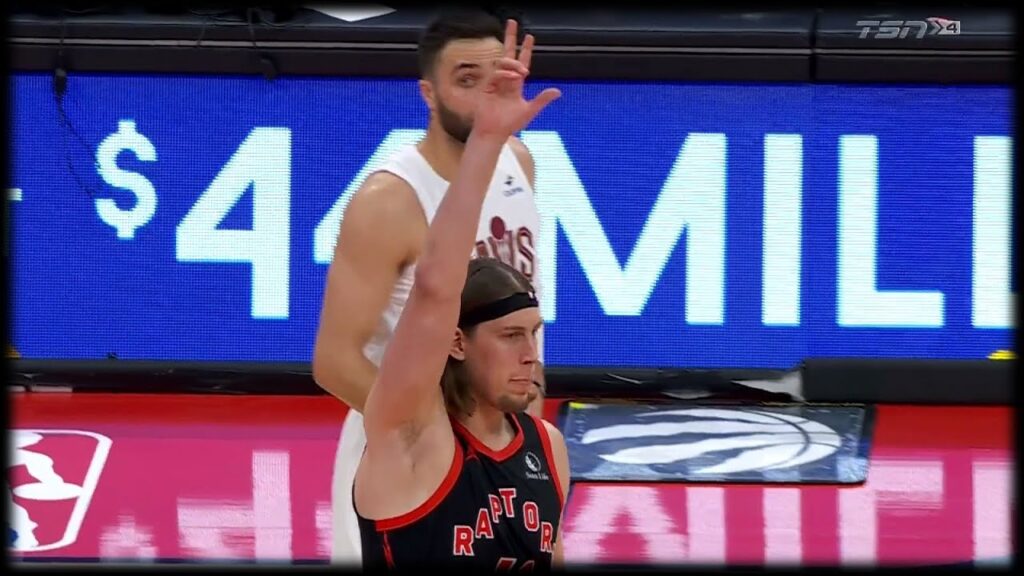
[449,328,467,361]
[419,79,436,113]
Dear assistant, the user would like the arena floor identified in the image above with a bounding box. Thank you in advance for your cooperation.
[9,393,1013,568]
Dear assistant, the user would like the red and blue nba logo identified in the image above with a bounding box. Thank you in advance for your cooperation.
[8,429,112,553]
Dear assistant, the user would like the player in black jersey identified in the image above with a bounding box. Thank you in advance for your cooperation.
[352,17,566,571]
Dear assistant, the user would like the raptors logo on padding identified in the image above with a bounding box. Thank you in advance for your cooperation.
[580,408,841,474]
[561,403,871,483]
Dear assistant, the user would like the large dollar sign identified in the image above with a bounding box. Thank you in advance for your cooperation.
[95,120,158,239]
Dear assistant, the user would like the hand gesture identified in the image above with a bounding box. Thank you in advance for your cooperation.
[472,19,562,140]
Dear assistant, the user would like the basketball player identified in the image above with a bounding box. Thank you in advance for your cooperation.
[312,9,551,566]
[352,19,566,567]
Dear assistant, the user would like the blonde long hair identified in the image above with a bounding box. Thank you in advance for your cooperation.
[441,257,535,417]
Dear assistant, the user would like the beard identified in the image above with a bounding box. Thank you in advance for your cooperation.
[495,387,538,414]
[436,96,473,144]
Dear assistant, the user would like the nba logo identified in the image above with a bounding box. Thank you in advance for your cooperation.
[8,429,112,552]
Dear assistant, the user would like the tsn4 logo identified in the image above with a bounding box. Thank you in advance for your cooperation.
[857,17,961,40]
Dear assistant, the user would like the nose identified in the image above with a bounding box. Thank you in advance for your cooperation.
[522,333,540,364]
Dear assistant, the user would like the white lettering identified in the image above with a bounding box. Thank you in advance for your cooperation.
[561,484,688,564]
[838,482,877,565]
[763,488,802,564]
[837,135,945,327]
[329,130,1011,333]
[176,128,292,319]
[523,131,726,324]
[972,136,1014,328]
[685,487,726,563]
[98,513,158,560]
[972,459,1012,561]
[840,459,945,566]
[177,500,254,559]
[315,501,332,559]
[176,450,293,560]
[251,451,293,559]
[762,135,803,326]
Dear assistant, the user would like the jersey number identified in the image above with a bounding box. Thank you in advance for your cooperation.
[496,557,535,572]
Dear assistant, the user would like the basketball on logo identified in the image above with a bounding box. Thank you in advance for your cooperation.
[490,216,507,240]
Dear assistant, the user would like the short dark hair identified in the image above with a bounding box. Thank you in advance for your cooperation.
[417,8,506,79]
[441,257,536,417]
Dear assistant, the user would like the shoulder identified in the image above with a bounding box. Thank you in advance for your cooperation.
[336,170,425,260]
[507,136,536,185]
[347,171,424,227]
[540,418,564,444]
[529,415,568,468]
[355,170,418,208]
[542,420,567,469]
[508,135,533,161]
[537,418,570,503]
[521,411,563,442]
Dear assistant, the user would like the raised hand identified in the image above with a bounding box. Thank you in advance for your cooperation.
[472,19,562,140]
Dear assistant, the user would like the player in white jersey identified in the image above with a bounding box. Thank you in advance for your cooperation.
[312,8,550,566]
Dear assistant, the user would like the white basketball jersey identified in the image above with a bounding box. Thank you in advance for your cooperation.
[331,140,544,566]
[362,141,544,367]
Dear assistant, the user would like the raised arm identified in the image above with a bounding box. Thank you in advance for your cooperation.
[362,19,561,442]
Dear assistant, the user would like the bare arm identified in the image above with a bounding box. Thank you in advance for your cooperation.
[363,19,561,445]
[363,134,509,437]
[544,420,571,569]
[311,172,422,413]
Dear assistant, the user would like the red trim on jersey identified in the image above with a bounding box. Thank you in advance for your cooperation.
[450,414,524,462]
[464,442,479,461]
[382,531,395,568]
[375,439,464,532]
[530,414,564,507]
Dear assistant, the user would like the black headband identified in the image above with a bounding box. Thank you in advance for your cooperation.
[458,291,539,328]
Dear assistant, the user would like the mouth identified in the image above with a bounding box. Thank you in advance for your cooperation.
[508,377,534,391]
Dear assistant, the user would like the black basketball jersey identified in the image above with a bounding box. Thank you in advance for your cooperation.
[356,412,565,570]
